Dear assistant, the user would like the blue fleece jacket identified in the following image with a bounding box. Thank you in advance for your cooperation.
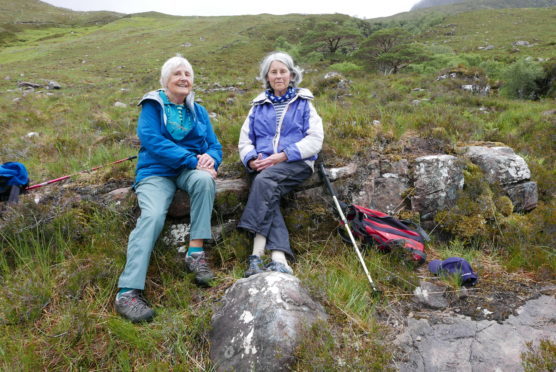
[134,90,222,185]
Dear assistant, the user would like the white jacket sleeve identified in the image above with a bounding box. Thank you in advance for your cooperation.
[238,107,258,167]
[291,101,324,160]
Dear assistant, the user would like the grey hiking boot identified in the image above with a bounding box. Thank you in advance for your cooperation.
[185,252,214,286]
[265,261,293,275]
[244,255,264,278]
[115,289,155,323]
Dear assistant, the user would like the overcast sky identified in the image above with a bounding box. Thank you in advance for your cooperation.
[41,0,419,19]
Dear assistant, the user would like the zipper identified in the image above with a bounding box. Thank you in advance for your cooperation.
[272,95,299,153]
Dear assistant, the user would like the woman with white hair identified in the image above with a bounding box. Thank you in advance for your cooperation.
[115,54,222,323]
[238,51,324,277]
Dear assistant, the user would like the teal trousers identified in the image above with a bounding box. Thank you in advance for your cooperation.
[118,169,215,290]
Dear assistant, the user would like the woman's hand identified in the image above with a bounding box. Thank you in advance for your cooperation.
[249,152,287,172]
[197,153,214,168]
[196,154,217,179]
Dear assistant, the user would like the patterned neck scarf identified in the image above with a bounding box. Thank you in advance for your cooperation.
[159,90,194,141]
[265,87,297,103]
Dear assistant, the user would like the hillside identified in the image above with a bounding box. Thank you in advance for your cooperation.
[372,0,556,27]
[0,0,122,25]
[0,1,555,370]
[411,0,556,11]
[0,0,122,45]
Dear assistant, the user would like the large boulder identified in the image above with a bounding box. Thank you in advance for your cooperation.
[411,155,464,220]
[210,272,327,371]
[463,146,538,211]
[463,146,530,185]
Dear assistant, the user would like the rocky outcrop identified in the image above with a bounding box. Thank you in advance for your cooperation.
[104,142,538,236]
[210,272,327,371]
[462,145,538,212]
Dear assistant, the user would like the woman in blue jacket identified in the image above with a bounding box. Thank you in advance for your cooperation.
[115,55,222,323]
[238,52,324,277]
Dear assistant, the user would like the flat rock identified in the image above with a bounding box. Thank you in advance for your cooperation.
[395,295,556,371]
[413,281,449,309]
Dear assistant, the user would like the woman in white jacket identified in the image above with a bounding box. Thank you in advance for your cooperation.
[238,51,324,277]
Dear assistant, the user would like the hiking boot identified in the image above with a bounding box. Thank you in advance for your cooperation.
[114,289,155,323]
[265,261,294,275]
[244,255,264,278]
[185,252,214,286]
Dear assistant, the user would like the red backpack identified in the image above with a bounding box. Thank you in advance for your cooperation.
[341,204,428,264]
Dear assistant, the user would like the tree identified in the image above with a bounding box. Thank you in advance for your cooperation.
[300,17,363,61]
[375,44,428,74]
[355,27,427,74]
[361,27,410,56]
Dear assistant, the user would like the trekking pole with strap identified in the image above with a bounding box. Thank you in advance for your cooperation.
[26,155,137,191]
[318,163,380,293]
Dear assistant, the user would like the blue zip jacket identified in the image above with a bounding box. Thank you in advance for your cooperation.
[134,90,222,185]
[238,88,324,170]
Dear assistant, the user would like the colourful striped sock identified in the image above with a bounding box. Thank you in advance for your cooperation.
[187,247,204,256]
[117,288,133,298]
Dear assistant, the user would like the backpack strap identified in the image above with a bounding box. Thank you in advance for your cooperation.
[401,219,431,242]
[408,247,427,264]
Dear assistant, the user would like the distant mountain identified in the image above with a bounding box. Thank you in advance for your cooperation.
[411,0,556,11]
[369,0,556,26]
[0,0,122,45]
[412,0,465,10]
[0,0,122,26]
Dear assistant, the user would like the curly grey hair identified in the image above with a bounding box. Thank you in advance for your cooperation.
[258,52,303,90]
[159,54,194,89]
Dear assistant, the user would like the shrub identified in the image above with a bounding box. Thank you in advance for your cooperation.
[501,59,544,100]
[536,60,556,98]
[521,339,556,372]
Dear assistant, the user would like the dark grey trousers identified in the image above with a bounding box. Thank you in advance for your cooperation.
[238,161,312,258]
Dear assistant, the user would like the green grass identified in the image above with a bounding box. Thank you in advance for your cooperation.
[0,2,555,370]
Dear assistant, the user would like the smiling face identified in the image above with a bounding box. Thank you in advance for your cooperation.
[266,60,291,96]
[166,65,193,103]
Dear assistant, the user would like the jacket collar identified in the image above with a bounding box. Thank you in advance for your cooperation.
[252,88,314,105]
[138,89,196,113]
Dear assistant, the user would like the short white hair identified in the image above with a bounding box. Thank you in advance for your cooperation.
[160,54,194,89]
[259,51,303,89]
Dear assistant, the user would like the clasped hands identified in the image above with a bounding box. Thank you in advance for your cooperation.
[248,152,287,172]
[196,154,217,179]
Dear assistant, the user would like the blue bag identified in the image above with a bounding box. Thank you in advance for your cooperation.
[0,162,29,203]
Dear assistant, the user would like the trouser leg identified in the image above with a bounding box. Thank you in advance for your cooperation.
[238,161,312,258]
[118,176,175,290]
[177,169,216,240]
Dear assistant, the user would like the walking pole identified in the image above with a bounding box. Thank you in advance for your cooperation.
[318,163,380,293]
[26,155,137,191]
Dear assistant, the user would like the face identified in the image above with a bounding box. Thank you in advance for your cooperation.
[166,65,193,102]
[267,60,291,96]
